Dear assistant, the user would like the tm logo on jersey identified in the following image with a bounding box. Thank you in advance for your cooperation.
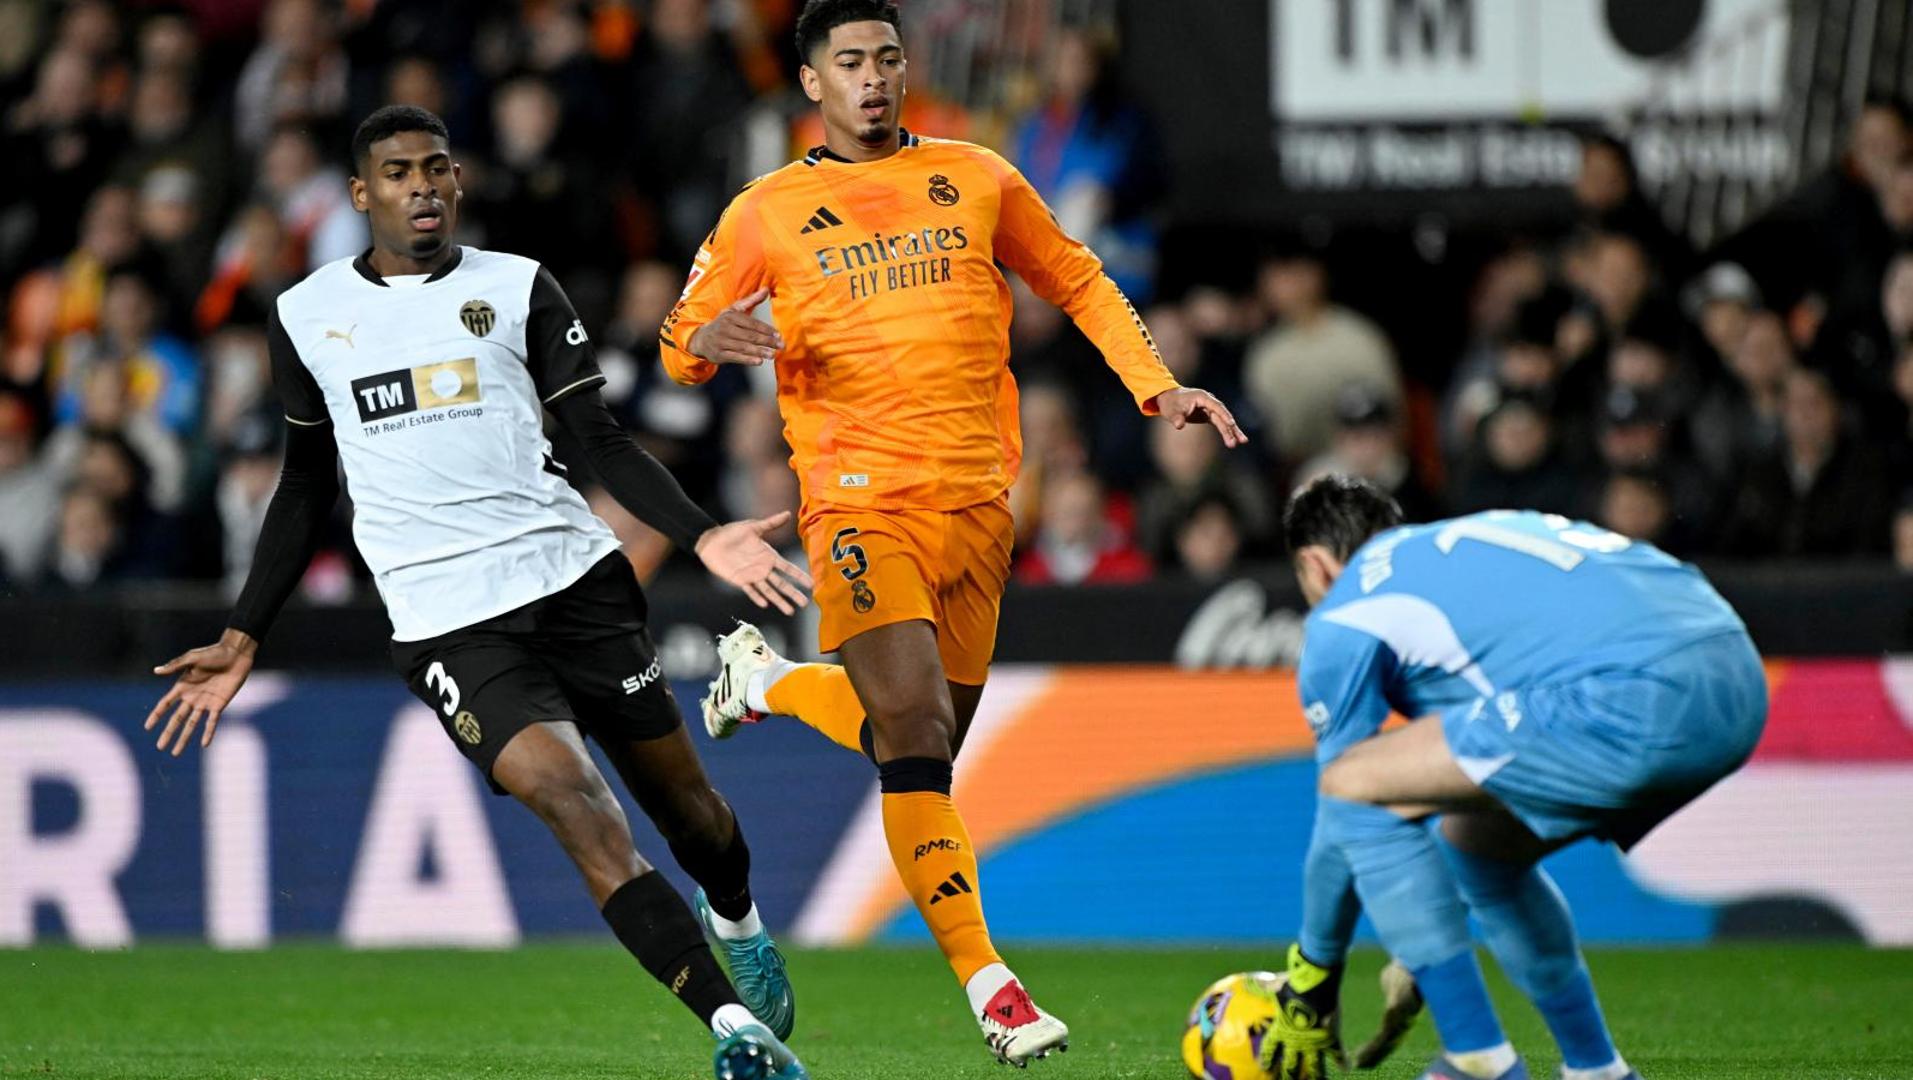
[352,358,483,427]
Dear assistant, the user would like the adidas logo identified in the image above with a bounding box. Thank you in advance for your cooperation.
[927,870,973,905]
[997,1003,1016,1019]
[799,206,844,234]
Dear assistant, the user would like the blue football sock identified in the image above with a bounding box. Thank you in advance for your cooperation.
[1440,834,1619,1070]
[1299,809,1363,967]
[1318,797,1507,1054]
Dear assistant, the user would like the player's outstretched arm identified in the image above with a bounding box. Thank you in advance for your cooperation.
[987,150,1244,447]
[147,630,257,756]
[659,184,771,384]
[692,512,814,616]
[1153,386,1246,447]
[547,388,811,614]
[686,287,782,367]
[145,415,339,756]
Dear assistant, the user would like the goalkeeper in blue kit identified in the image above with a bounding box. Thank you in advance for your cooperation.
[1261,476,1767,1080]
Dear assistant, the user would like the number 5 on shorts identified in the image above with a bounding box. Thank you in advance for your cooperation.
[831,527,868,581]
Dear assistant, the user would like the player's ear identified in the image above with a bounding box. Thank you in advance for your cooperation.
[348,174,368,213]
[799,63,823,103]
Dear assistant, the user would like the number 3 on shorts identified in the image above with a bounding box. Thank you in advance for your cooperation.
[425,660,461,717]
[831,527,868,582]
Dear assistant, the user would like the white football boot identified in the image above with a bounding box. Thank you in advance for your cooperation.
[701,621,778,739]
[977,979,1070,1067]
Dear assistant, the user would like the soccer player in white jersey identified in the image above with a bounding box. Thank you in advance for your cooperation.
[141,107,811,1080]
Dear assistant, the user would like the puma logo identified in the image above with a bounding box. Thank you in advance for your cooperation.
[325,324,357,348]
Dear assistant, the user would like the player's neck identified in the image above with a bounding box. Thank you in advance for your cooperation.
[822,125,902,164]
[367,242,457,279]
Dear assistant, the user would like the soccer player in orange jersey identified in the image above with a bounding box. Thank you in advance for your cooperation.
[659,0,1244,1064]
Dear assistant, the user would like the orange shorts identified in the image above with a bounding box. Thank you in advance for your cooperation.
[802,496,1014,686]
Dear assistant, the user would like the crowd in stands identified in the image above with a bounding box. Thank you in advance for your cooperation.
[2,0,1910,602]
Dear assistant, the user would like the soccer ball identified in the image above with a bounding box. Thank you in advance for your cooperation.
[1181,970,1285,1080]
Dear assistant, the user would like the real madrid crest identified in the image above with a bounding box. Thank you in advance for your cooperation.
[927,174,959,206]
[454,710,482,745]
[459,299,496,337]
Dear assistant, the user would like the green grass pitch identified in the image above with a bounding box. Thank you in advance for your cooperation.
[3,944,1909,1078]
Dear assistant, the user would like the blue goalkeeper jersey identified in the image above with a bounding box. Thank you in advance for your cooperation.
[1298,510,1749,764]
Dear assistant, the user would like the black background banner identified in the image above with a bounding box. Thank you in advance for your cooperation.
[4,563,1906,678]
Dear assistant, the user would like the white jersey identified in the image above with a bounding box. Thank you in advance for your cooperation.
[269,246,620,641]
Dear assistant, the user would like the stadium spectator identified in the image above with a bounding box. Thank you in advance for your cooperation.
[1723,367,1890,558]
[1010,25,1163,303]
[1450,391,1584,517]
[252,125,366,272]
[383,54,448,120]
[586,261,746,508]
[1015,468,1151,585]
[196,203,302,335]
[134,10,201,83]
[1591,387,1714,553]
[1135,418,1271,564]
[1693,309,1793,482]
[5,183,140,383]
[1296,384,1440,524]
[0,390,58,584]
[2,46,120,276]
[43,351,187,515]
[198,325,273,450]
[1172,495,1245,582]
[51,269,200,438]
[1595,470,1674,549]
[233,0,349,151]
[1445,286,1580,460]
[1685,261,1762,369]
[41,485,126,592]
[134,165,215,326]
[1008,379,1090,547]
[113,64,229,236]
[1565,229,1656,349]
[718,395,789,526]
[1440,244,1548,456]
[624,0,757,261]
[1571,132,1692,276]
[215,408,284,597]
[1243,244,1401,462]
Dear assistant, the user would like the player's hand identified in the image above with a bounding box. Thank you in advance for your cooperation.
[1154,387,1246,448]
[695,511,814,615]
[145,630,258,757]
[688,288,782,366]
[1259,945,1346,1080]
[1350,960,1423,1069]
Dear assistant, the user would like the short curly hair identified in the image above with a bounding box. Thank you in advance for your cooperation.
[350,105,449,176]
[794,0,901,65]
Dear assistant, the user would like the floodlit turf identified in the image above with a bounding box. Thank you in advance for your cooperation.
[2,944,1909,1079]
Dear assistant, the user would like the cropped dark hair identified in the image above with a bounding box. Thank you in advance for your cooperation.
[350,105,450,175]
[795,0,901,65]
[1282,474,1404,561]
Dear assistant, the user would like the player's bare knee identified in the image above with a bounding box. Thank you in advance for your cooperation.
[1318,757,1376,803]
[651,784,729,849]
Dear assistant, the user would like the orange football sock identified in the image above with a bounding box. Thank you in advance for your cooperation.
[763,663,867,754]
[880,759,1003,986]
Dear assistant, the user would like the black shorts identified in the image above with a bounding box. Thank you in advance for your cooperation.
[390,552,682,794]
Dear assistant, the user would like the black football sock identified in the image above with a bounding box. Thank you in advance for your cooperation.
[667,804,755,923]
[600,871,740,1025]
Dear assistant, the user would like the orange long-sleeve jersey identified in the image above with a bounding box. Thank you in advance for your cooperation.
[660,132,1180,514]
